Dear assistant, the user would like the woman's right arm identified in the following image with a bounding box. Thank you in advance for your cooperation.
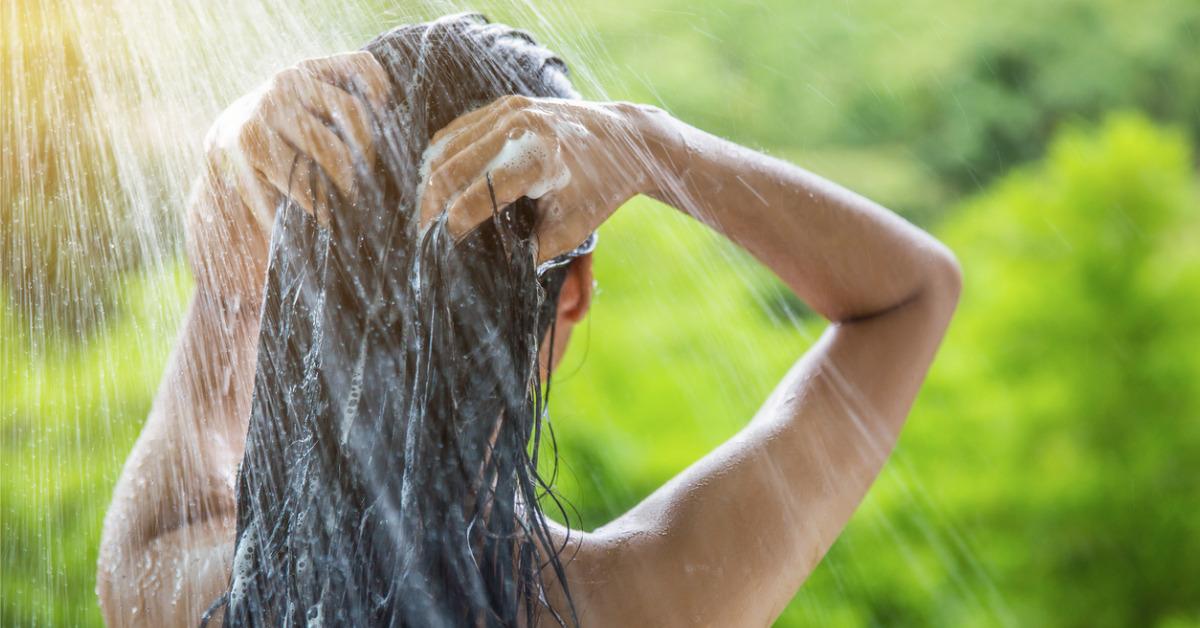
[95,52,389,626]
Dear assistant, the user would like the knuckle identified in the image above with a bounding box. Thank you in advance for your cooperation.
[234,127,255,154]
[249,97,274,121]
[295,56,323,72]
[234,121,264,158]
[345,51,374,72]
[365,60,389,86]
[270,67,302,92]
[501,94,530,110]
[432,169,457,195]
[513,107,540,128]
[525,114,553,137]
[611,101,638,117]
[202,127,224,160]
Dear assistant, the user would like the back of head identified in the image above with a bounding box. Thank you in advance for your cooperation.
[211,13,580,627]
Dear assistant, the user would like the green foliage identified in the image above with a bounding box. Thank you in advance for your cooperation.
[4,107,1199,628]
[910,113,1200,625]
[543,199,820,525]
[10,0,1200,326]
[565,0,1200,217]
[902,0,1200,196]
[0,266,192,626]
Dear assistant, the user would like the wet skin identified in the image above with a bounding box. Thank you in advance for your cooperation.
[97,51,961,627]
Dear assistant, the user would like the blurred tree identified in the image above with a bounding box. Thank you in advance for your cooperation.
[886,0,1200,197]
[1,2,174,341]
[570,0,1200,220]
[902,113,1200,626]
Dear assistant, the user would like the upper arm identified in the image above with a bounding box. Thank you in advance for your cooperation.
[98,503,236,627]
[97,406,240,627]
[97,296,257,626]
[556,259,961,626]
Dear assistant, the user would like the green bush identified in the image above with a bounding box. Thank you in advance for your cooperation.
[0,267,191,626]
[912,113,1200,626]
[902,1,1200,196]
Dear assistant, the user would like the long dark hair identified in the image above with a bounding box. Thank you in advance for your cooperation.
[207,13,583,627]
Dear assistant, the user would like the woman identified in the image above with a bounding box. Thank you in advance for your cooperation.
[97,12,961,627]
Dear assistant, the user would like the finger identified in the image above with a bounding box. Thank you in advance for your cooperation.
[241,118,335,220]
[430,94,527,146]
[293,77,374,162]
[231,163,284,233]
[262,103,355,197]
[294,155,336,227]
[431,107,533,175]
[428,103,493,147]
[237,116,301,195]
[275,155,338,226]
[534,211,591,264]
[240,173,283,234]
[443,161,549,238]
[296,52,391,112]
[420,123,545,226]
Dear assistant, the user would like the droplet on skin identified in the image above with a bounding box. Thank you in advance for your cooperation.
[554,118,589,140]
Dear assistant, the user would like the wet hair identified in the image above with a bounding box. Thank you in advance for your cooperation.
[205,13,586,627]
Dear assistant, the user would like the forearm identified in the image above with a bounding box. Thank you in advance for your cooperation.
[641,111,956,322]
[185,163,272,309]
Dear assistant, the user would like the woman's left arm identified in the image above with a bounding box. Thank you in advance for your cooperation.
[419,98,961,626]
[586,111,961,626]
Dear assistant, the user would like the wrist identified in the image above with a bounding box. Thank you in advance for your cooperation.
[186,180,270,308]
[623,103,693,200]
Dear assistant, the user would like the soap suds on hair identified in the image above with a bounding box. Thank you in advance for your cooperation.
[482,129,572,200]
[416,124,578,221]
[415,127,466,214]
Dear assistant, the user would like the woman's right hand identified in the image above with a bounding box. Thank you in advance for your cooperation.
[187,51,390,299]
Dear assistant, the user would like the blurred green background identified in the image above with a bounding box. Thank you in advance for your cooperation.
[3,0,1200,625]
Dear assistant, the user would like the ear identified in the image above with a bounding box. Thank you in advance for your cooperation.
[556,253,593,325]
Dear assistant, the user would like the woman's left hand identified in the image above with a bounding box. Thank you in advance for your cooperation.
[417,95,676,263]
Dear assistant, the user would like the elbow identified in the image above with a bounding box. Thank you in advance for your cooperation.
[96,571,134,628]
[927,242,963,314]
[95,566,115,626]
[95,515,236,627]
[96,524,137,628]
[96,493,158,628]
[837,243,962,325]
